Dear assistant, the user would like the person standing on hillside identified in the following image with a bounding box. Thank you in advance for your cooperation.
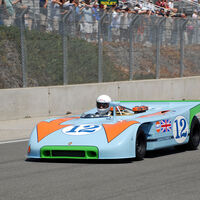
[3,0,14,16]
[0,0,14,26]
[12,0,27,27]
[49,0,62,31]
[39,0,48,30]
[0,0,4,25]
[81,0,93,41]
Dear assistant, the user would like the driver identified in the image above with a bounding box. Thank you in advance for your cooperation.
[96,95,112,116]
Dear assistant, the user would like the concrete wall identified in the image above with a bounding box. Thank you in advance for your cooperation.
[0,76,200,121]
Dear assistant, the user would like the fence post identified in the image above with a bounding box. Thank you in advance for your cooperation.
[129,14,139,80]
[195,19,199,44]
[32,0,36,29]
[98,13,106,83]
[62,10,72,85]
[155,17,166,79]
[180,18,188,77]
[20,7,29,88]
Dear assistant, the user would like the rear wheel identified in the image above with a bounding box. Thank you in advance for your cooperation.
[187,116,200,150]
[136,128,146,160]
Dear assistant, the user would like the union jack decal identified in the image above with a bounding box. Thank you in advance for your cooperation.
[161,119,172,133]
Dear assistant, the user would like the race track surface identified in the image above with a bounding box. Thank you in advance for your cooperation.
[0,141,200,200]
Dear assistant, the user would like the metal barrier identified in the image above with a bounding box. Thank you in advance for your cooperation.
[0,6,200,88]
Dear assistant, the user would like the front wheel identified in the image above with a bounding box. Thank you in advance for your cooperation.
[135,128,147,160]
[187,116,200,150]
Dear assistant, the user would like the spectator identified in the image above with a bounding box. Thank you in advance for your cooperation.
[110,6,121,41]
[0,0,4,25]
[62,0,74,11]
[12,0,27,28]
[1,0,15,26]
[91,4,99,37]
[158,8,165,16]
[133,3,142,13]
[161,0,169,9]
[49,0,62,31]
[92,4,100,22]
[146,0,155,15]
[187,19,194,44]
[168,0,177,13]
[62,0,75,21]
[165,10,173,45]
[192,9,199,19]
[120,7,129,41]
[61,0,76,35]
[4,0,14,16]
[74,0,84,35]
[81,0,94,41]
[156,0,162,7]
[39,0,48,29]
[192,10,199,43]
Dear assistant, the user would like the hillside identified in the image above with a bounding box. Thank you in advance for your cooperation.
[0,26,126,88]
[104,42,200,79]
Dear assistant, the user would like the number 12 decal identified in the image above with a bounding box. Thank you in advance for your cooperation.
[62,124,101,135]
[173,116,189,143]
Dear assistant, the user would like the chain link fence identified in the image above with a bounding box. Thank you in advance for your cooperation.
[0,6,200,88]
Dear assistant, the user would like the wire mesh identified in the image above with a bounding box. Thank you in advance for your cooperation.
[0,6,200,88]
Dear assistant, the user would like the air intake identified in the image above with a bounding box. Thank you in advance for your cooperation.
[40,146,98,159]
[52,150,85,157]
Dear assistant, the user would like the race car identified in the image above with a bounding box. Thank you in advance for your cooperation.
[27,100,200,160]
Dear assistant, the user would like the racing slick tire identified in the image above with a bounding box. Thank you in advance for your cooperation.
[187,116,200,150]
[135,128,147,160]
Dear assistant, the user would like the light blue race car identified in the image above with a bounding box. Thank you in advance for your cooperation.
[27,100,200,160]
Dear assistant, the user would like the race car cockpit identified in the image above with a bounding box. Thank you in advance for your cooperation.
[80,102,148,118]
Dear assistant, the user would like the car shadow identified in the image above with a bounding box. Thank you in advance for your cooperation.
[25,157,135,164]
[145,146,188,158]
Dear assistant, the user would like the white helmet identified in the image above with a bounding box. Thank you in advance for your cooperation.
[96,95,111,115]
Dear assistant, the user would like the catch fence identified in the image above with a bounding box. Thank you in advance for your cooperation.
[0,6,200,88]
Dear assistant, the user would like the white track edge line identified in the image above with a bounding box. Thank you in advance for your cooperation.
[0,138,29,145]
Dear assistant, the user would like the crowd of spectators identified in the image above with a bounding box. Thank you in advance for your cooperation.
[0,0,200,44]
[45,0,200,21]
[38,0,199,41]
[1,0,200,20]
[36,0,198,37]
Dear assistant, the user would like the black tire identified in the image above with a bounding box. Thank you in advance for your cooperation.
[187,116,200,150]
[136,128,147,160]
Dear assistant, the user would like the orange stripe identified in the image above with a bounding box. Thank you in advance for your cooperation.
[103,120,139,143]
[37,117,79,142]
[27,145,31,154]
[137,110,170,118]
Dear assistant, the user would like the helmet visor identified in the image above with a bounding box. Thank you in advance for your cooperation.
[97,102,109,109]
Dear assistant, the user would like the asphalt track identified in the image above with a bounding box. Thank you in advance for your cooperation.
[0,140,200,200]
